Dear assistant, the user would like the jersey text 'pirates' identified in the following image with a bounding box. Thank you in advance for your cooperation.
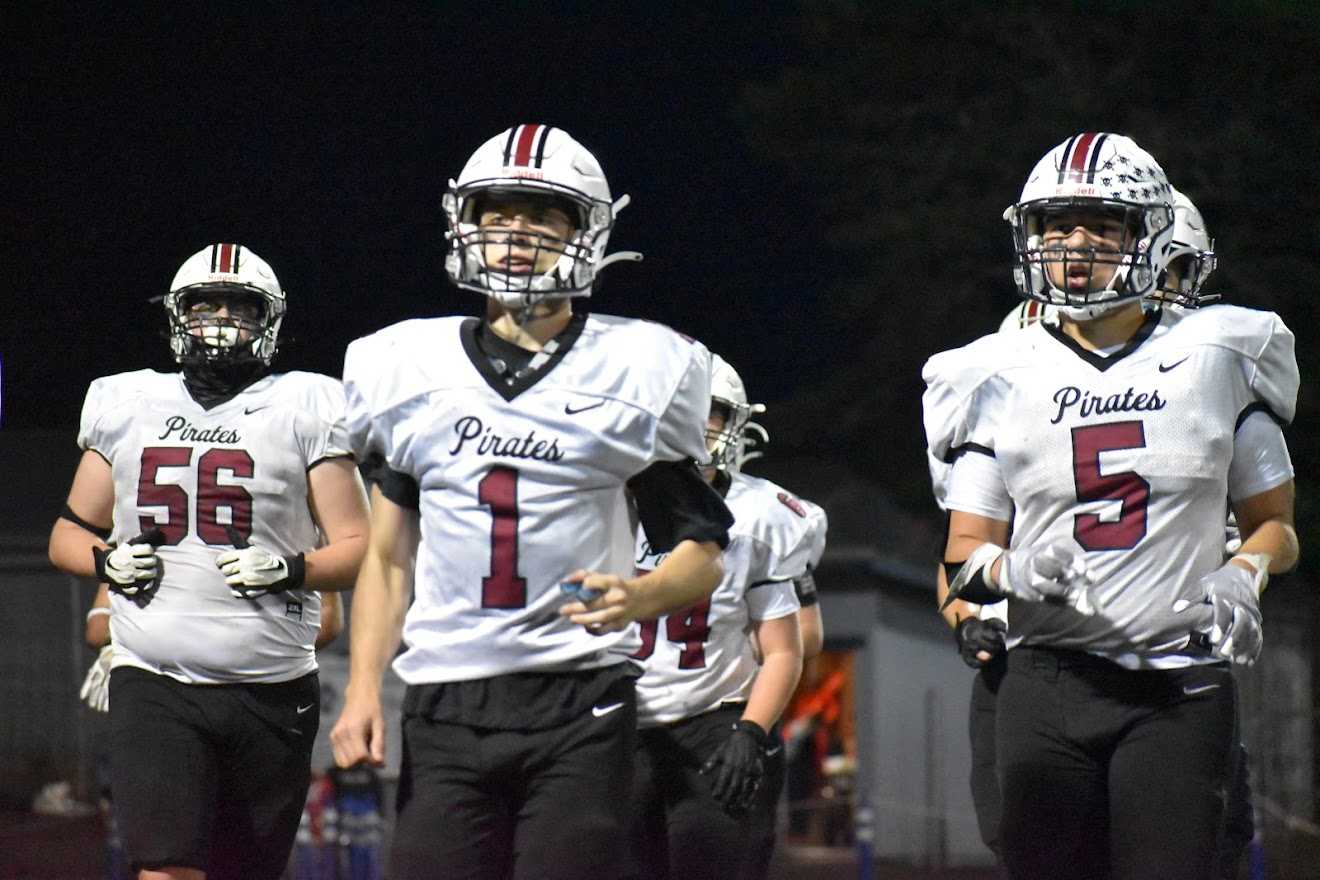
[923,305,1297,667]
[342,313,712,684]
[632,471,807,726]
[78,370,352,684]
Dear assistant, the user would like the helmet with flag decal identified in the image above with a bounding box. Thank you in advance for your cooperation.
[1004,133,1175,320]
[706,354,767,472]
[443,125,641,307]
[164,243,286,366]
[1149,188,1218,309]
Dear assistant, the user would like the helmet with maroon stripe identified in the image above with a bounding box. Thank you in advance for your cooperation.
[443,125,640,307]
[1004,133,1175,321]
[164,243,286,367]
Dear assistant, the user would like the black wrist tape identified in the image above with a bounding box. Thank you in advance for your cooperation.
[943,559,1001,605]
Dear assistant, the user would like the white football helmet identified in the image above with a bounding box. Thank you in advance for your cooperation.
[1150,188,1218,309]
[164,244,286,366]
[443,125,641,307]
[998,299,1060,333]
[707,354,767,472]
[1004,133,1175,320]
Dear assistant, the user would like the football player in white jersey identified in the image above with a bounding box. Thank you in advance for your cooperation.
[924,133,1298,879]
[327,125,733,880]
[945,203,1253,876]
[718,362,828,878]
[735,399,828,664]
[48,244,370,880]
[627,354,809,880]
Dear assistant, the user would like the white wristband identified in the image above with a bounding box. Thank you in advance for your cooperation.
[85,607,112,621]
[1231,553,1272,595]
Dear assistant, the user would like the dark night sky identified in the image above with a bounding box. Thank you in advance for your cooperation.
[10,4,1319,554]
[4,6,829,430]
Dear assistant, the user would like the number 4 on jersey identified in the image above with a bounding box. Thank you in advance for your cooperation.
[631,600,713,669]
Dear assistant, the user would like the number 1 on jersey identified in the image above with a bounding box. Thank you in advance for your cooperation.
[479,466,528,608]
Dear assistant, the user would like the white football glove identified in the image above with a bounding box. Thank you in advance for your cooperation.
[945,541,1098,615]
[999,543,1099,615]
[216,544,304,599]
[79,645,113,713]
[93,529,164,596]
[1173,559,1266,666]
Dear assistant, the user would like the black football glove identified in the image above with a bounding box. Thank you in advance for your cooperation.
[93,527,166,597]
[700,720,769,815]
[954,617,1007,669]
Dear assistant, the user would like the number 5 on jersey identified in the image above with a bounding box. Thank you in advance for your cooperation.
[1071,421,1149,551]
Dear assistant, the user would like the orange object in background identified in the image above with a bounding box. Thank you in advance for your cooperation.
[782,650,858,846]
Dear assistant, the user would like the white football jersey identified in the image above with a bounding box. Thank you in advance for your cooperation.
[632,471,808,727]
[78,370,352,684]
[923,305,1297,667]
[342,313,712,684]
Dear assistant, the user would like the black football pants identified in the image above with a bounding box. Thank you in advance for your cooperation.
[108,666,318,880]
[996,647,1237,880]
[968,656,1008,864]
[388,675,636,880]
[628,704,779,880]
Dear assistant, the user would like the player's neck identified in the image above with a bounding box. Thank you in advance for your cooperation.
[486,299,574,351]
[1060,302,1147,352]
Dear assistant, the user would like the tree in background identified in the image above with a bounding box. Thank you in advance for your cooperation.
[737,1,1320,532]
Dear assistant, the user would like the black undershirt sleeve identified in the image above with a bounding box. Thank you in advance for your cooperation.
[360,453,420,510]
[628,459,733,553]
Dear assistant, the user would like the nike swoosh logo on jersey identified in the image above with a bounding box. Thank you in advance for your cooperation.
[1182,683,1220,696]
[1158,356,1190,372]
[244,405,270,415]
[297,703,316,714]
[564,400,605,415]
[764,744,783,757]
[592,702,624,718]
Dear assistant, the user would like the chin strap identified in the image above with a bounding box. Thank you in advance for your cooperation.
[737,420,770,469]
[597,251,644,270]
[593,196,643,272]
[1056,297,1139,322]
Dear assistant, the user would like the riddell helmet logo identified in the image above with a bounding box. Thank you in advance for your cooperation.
[777,492,807,518]
[511,169,545,180]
